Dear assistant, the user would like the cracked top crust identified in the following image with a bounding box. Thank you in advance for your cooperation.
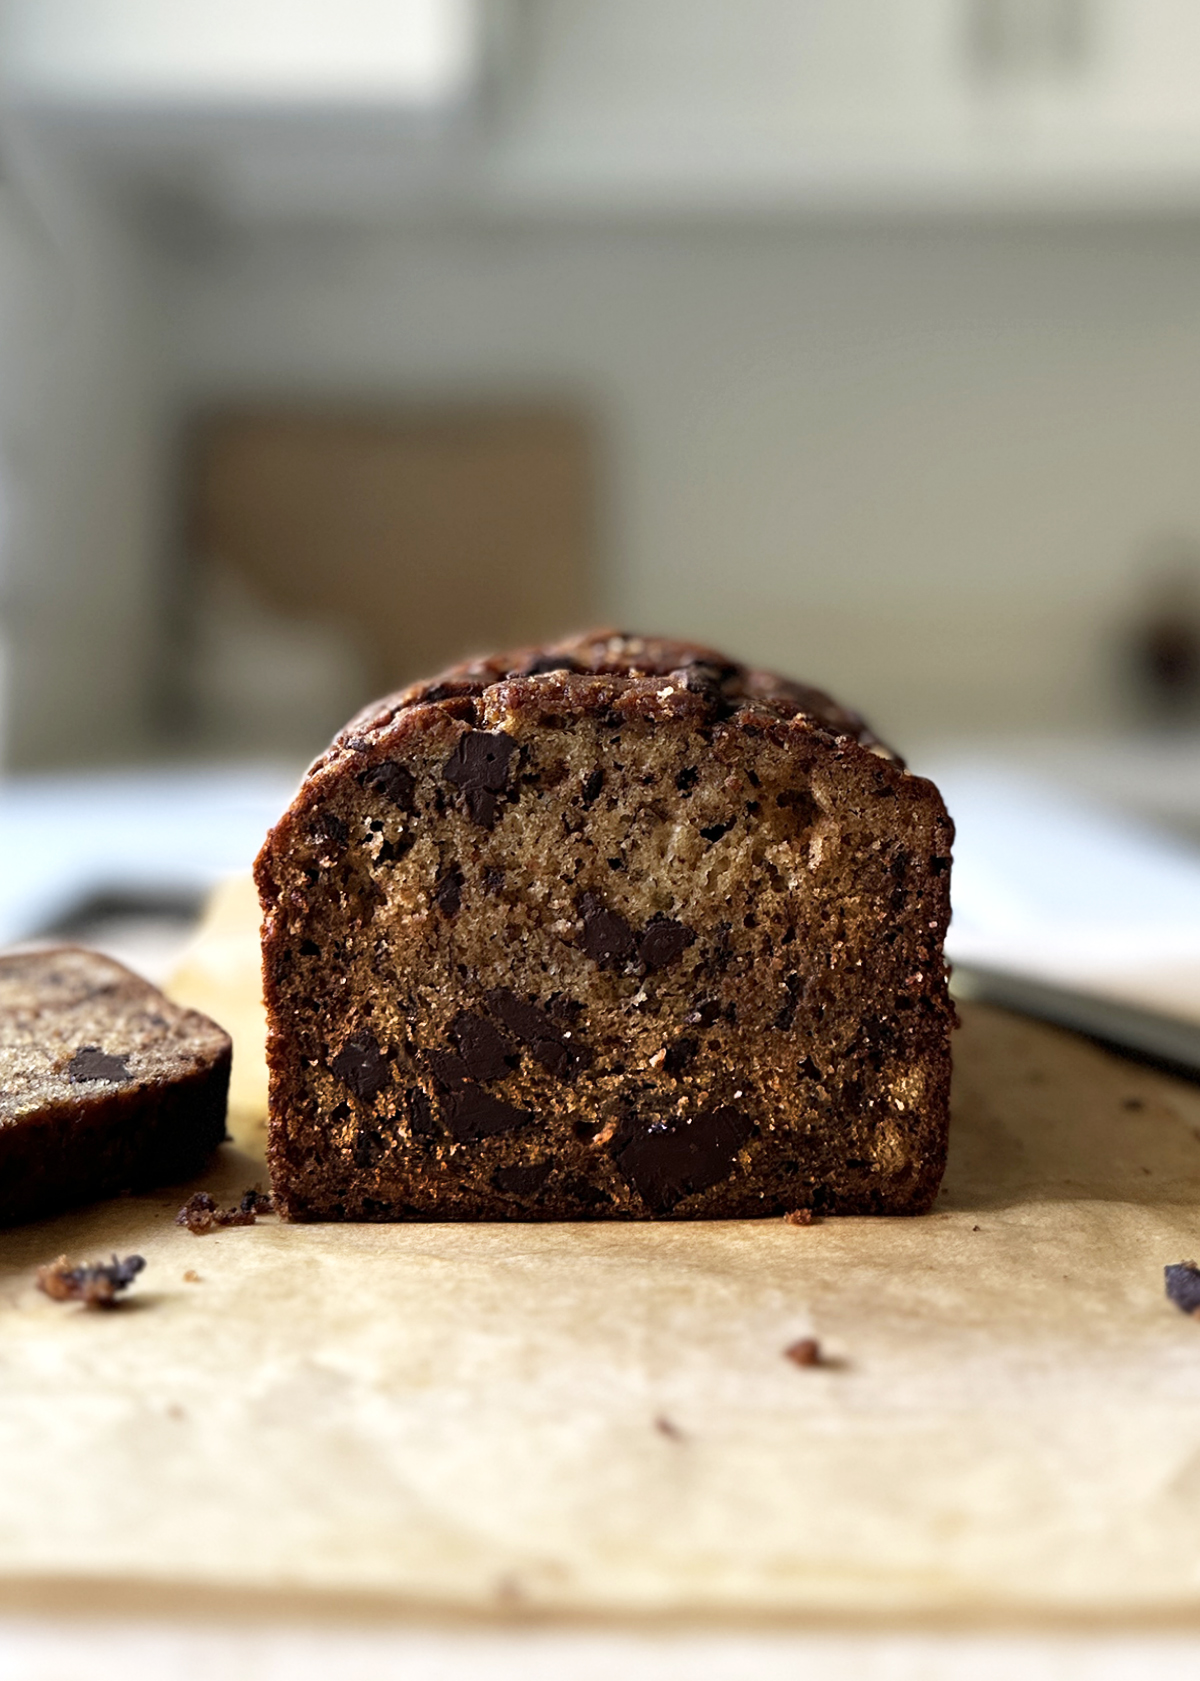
[309,630,901,782]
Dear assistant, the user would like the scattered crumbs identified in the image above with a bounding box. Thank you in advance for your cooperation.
[784,1208,816,1227]
[972,1224,981,1232]
[182,1269,201,1284]
[176,1187,274,1235]
[654,1414,685,1440]
[1165,1261,1200,1316]
[784,1337,823,1367]
[36,1253,145,1309]
[1123,1097,1145,1112]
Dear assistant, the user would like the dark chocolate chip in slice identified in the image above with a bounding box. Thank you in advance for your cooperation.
[443,1086,533,1144]
[330,1032,391,1100]
[434,863,464,918]
[451,1012,514,1084]
[638,919,694,972]
[492,1161,552,1196]
[444,731,515,799]
[613,1104,753,1213]
[1165,1261,1200,1315]
[407,1087,441,1139]
[578,892,636,965]
[66,1046,131,1084]
[361,760,416,812]
[580,769,604,807]
[310,810,349,851]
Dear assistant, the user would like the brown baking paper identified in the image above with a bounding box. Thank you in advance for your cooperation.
[1,878,1200,1627]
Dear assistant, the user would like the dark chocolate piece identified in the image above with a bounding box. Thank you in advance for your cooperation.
[578,892,636,965]
[450,1012,514,1083]
[67,1046,131,1084]
[638,919,693,972]
[612,1104,753,1213]
[331,1032,390,1100]
[443,730,516,830]
[361,760,416,811]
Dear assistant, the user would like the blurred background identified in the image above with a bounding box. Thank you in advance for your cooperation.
[5,0,1200,1014]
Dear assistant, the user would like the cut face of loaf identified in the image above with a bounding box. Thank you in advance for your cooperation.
[256,633,954,1221]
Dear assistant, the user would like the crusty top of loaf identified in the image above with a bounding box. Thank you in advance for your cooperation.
[314,630,901,775]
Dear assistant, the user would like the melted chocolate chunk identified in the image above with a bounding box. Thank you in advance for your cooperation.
[434,863,464,918]
[486,988,587,1079]
[638,919,694,972]
[492,1161,552,1196]
[451,1011,514,1083]
[443,1086,533,1144]
[612,1105,752,1212]
[1166,1262,1200,1315]
[330,1032,390,1100]
[361,760,416,811]
[580,769,604,807]
[407,1087,441,1139]
[562,1175,611,1207]
[66,1046,131,1084]
[443,731,516,830]
[684,998,722,1028]
[578,892,636,965]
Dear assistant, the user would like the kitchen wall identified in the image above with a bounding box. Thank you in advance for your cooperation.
[160,212,1200,753]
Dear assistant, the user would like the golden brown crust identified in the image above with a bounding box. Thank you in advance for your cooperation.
[257,633,952,1222]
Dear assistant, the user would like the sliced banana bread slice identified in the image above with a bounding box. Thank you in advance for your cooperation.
[0,947,230,1225]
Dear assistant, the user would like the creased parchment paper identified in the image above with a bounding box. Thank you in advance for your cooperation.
[1,877,1200,1628]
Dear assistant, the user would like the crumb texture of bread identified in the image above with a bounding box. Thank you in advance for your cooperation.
[256,631,954,1221]
[0,948,231,1226]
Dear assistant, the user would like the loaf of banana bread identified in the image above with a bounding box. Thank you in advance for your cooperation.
[0,947,231,1225]
[256,632,954,1220]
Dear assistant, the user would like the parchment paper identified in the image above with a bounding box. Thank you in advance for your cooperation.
[1,878,1200,1627]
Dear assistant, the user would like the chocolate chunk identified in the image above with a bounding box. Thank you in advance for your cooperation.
[492,1161,552,1196]
[407,1087,441,1139]
[361,760,416,811]
[330,1032,390,1100]
[578,892,636,965]
[485,988,586,1079]
[562,1175,611,1206]
[612,1104,752,1212]
[684,998,722,1028]
[488,988,557,1046]
[581,769,604,807]
[638,919,694,972]
[662,1036,698,1077]
[699,820,734,843]
[443,1086,533,1144]
[428,1049,470,1089]
[434,863,464,918]
[451,1011,514,1083]
[67,1046,131,1084]
[1165,1261,1200,1315]
[784,1337,822,1367]
[443,731,516,830]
